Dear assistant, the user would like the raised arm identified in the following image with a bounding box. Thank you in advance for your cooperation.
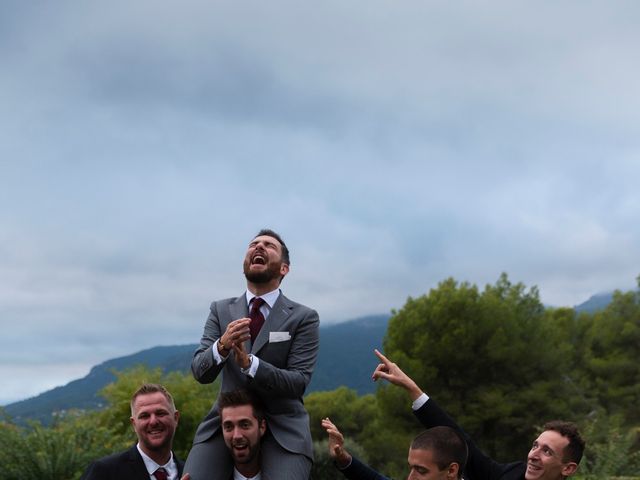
[371,349,424,401]
[321,417,352,468]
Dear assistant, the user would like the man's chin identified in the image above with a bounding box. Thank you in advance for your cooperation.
[525,465,543,480]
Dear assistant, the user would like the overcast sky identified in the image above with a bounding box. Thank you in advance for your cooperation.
[2,1,639,406]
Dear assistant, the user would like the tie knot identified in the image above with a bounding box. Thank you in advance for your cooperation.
[153,468,168,480]
[251,297,265,312]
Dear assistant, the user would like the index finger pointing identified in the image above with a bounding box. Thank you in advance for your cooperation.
[374,348,390,364]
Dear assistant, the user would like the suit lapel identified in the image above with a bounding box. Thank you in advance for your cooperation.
[126,445,150,478]
[229,294,249,324]
[251,293,292,353]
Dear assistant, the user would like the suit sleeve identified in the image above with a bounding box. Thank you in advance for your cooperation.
[414,399,524,480]
[191,301,225,384]
[251,307,320,398]
[339,456,391,480]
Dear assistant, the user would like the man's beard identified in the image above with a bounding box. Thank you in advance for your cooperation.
[243,260,282,284]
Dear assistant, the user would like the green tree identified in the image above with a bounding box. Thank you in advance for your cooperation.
[376,274,583,473]
[306,387,376,442]
[0,418,113,480]
[583,286,640,425]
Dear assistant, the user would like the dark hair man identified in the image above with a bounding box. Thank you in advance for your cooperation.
[220,389,267,479]
[81,383,183,480]
[372,350,585,480]
[184,229,320,480]
[322,418,467,480]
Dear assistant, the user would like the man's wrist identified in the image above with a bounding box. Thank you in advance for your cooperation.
[336,453,353,470]
[217,338,229,355]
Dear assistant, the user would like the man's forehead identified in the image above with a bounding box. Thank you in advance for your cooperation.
[251,234,280,246]
[222,404,255,420]
[134,392,170,410]
[536,430,569,450]
[408,447,438,466]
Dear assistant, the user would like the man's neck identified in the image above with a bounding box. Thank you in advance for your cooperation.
[140,445,171,467]
[247,281,280,296]
[236,462,260,479]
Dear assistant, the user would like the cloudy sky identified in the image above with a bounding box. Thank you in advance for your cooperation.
[1,1,639,406]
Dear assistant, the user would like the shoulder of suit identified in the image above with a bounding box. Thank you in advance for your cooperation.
[211,296,243,307]
[276,293,314,310]
[91,445,137,465]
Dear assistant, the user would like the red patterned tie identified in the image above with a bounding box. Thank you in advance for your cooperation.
[249,297,266,342]
[153,468,168,480]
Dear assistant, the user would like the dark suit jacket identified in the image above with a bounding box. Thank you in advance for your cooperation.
[340,456,391,480]
[414,399,526,480]
[191,292,320,459]
[80,445,184,480]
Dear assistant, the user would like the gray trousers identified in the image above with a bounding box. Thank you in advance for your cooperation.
[184,430,312,480]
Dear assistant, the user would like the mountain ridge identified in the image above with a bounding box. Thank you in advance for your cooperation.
[4,314,391,425]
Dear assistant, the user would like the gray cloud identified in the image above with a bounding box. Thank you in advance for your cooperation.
[2,1,640,405]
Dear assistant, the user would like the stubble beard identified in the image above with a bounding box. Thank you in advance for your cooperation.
[243,259,282,284]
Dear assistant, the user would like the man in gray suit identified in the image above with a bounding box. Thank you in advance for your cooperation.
[184,229,320,480]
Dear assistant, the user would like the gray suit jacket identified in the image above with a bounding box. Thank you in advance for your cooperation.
[191,292,320,459]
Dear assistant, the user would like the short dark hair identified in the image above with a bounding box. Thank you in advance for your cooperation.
[411,426,468,478]
[130,383,175,415]
[218,389,265,423]
[255,228,290,265]
[543,421,585,464]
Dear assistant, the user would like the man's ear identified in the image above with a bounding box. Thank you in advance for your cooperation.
[130,416,135,431]
[174,410,180,424]
[279,263,290,278]
[259,419,267,437]
[446,462,459,480]
[562,462,578,477]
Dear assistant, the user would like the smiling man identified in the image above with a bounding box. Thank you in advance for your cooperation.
[184,229,320,480]
[81,384,184,480]
[372,350,585,480]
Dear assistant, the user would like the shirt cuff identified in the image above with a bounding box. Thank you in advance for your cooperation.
[241,354,259,377]
[412,392,429,411]
[212,339,228,365]
[336,457,353,470]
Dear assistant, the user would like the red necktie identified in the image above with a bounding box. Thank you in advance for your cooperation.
[249,297,266,342]
[153,468,168,480]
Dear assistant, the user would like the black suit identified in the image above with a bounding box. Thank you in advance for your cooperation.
[340,456,391,480]
[81,445,184,480]
[414,398,526,480]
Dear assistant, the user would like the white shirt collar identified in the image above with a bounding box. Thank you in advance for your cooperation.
[233,467,262,480]
[245,288,280,309]
[136,443,177,480]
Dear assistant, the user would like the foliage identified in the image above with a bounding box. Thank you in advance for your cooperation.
[0,418,113,480]
[305,387,377,441]
[576,412,640,479]
[583,288,640,425]
[311,437,368,480]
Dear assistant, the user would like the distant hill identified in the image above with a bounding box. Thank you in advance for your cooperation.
[4,314,390,425]
[574,292,614,313]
